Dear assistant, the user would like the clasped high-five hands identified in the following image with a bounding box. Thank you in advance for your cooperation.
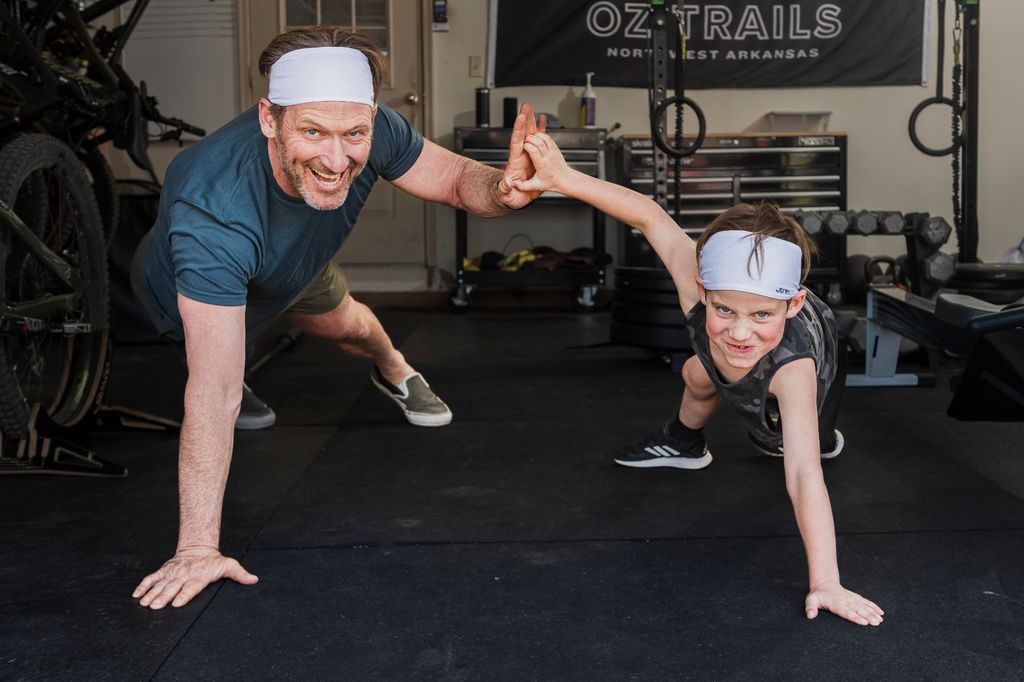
[496,103,548,209]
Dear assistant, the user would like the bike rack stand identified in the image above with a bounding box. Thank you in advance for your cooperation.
[0,403,128,477]
[0,327,181,478]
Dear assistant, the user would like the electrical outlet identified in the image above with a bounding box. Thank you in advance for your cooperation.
[469,55,484,78]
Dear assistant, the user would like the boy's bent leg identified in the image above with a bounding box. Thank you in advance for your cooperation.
[678,354,721,429]
[615,355,718,469]
[284,274,451,426]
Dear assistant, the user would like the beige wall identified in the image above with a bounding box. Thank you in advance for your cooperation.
[430,0,1024,276]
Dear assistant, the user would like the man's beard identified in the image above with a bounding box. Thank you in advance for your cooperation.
[276,134,368,211]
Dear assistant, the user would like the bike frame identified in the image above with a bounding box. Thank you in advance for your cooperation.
[0,197,85,322]
[0,0,155,160]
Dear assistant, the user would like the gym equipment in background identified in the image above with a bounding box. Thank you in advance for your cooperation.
[610,266,690,370]
[450,127,608,312]
[907,1,1024,295]
[646,2,707,224]
[615,134,848,306]
[794,210,957,302]
[846,284,1024,422]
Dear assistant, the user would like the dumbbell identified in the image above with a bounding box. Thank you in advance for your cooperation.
[921,251,956,284]
[878,211,906,235]
[792,209,824,236]
[851,210,878,235]
[919,216,953,248]
[824,210,854,236]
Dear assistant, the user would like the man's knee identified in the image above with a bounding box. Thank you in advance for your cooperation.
[288,293,370,343]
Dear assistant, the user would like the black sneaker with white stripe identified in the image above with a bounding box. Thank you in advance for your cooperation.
[614,422,713,470]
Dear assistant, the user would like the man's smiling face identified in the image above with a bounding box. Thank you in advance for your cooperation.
[260,99,375,211]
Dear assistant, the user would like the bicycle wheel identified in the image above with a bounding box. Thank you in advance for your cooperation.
[79,146,120,250]
[0,134,109,438]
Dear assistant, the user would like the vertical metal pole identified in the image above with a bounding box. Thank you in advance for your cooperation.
[961,0,980,263]
[651,4,669,213]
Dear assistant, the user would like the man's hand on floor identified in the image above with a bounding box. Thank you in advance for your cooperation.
[133,547,258,609]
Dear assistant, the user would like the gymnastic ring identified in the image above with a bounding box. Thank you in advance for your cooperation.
[652,95,707,159]
[908,96,961,157]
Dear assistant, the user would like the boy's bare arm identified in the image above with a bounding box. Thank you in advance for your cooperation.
[516,133,700,312]
[773,359,883,626]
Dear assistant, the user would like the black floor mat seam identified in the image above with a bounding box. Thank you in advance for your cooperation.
[244,524,1024,553]
[147,580,229,682]
[146,423,349,681]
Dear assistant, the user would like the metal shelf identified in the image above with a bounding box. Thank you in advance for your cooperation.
[453,127,609,299]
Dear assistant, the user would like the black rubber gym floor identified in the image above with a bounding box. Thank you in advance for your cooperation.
[2,309,1023,681]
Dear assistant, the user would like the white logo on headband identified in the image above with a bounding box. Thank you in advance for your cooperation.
[700,231,803,301]
[268,46,375,107]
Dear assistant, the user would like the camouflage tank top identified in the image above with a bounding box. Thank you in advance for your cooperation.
[684,288,839,448]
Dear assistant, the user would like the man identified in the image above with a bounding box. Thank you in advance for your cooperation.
[131,27,546,610]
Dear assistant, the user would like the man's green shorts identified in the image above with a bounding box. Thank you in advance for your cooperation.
[286,262,349,316]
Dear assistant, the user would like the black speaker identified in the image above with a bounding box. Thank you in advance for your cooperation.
[503,98,518,128]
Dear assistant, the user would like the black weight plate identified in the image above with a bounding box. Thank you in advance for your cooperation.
[610,321,692,350]
[614,266,673,279]
[611,302,687,326]
[612,289,682,307]
[614,276,678,292]
[952,263,1024,282]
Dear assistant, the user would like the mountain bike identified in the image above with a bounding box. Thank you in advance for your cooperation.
[0,0,202,442]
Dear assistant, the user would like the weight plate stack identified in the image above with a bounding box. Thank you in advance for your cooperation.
[610,267,692,350]
[949,263,1024,305]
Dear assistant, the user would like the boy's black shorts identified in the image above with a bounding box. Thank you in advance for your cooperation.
[817,335,849,447]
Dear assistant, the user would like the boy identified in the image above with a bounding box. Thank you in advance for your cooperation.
[515,133,883,627]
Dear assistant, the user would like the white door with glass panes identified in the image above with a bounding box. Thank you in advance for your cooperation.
[248,0,427,265]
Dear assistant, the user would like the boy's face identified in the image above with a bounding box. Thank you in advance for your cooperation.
[698,285,806,371]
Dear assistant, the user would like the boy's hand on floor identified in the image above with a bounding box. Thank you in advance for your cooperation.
[806,580,884,626]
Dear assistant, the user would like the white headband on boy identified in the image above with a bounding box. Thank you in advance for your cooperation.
[268,46,374,107]
[699,230,802,300]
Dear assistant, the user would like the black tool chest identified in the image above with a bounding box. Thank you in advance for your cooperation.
[613,133,848,289]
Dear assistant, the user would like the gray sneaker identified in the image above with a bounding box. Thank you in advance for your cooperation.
[235,382,276,430]
[371,366,452,427]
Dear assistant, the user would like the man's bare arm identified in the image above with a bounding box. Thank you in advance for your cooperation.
[133,295,257,609]
[392,104,546,217]
[392,140,508,216]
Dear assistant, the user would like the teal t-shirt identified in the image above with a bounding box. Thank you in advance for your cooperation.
[145,104,423,336]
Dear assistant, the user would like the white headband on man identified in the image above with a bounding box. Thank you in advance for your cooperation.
[268,46,374,107]
[699,230,802,300]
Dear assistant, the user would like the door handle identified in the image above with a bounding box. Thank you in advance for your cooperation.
[405,92,420,105]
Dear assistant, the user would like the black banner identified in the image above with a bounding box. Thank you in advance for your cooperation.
[493,0,927,89]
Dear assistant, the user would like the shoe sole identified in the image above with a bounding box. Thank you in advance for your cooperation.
[752,430,844,459]
[614,452,713,470]
[822,430,844,458]
[235,411,276,430]
[370,371,452,427]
